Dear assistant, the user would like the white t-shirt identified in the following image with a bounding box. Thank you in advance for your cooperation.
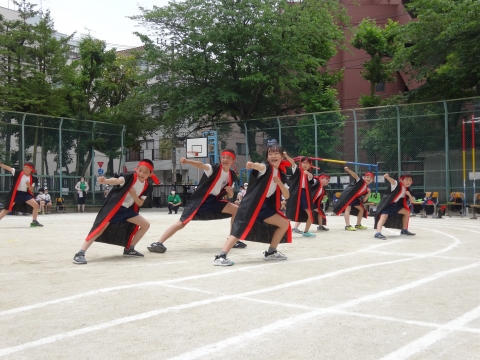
[391,181,406,203]
[11,169,33,192]
[44,193,51,203]
[258,166,284,198]
[119,177,147,208]
[204,164,230,196]
[36,193,45,202]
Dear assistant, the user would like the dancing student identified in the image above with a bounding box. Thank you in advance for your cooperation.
[312,173,331,231]
[213,145,292,266]
[285,155,317,237]
[0,161,42,227]
[72,159,159,265]
[333,167,373,231]
[374,173,416,240]
[147,149,245,253]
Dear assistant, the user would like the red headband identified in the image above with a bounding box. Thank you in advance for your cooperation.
[137,161,160,185]
[364,172,374,178]
[221,151,236,160]
[400,175,412,183]
[318,175,330,179]
[24,164,35,170]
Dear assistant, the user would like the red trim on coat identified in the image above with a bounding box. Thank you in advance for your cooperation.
[85,173,142,242]
[335,184,368,215]
[294,167,313,221]
[9,171,33,211]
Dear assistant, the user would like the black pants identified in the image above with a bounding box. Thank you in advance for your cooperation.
[168,204,180,214]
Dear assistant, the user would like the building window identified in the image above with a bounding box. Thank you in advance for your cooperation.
[375,82,385,92]
[236,143,246,155]
[159,139,172,160]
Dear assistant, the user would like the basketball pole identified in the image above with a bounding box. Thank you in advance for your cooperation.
[472,115,476,204]
[462,118,466,206]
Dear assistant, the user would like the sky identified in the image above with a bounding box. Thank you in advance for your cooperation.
[0,0,170,49]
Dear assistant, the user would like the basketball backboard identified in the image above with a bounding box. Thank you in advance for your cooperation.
[186,137,208,158]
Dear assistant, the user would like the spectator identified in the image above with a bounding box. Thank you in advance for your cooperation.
[103,185,111,200]
[75,177,89,212]
[43,188,52,214]
[36,188,46,215]
[167,189,182,214]
[235,186,245,205]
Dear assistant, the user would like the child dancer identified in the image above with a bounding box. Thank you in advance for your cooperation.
[0,162,42,227]
[285,155,317,237]
[213,145,291,266]
[72,159,158,264]
[313,173,331,231]
[374,173,416,240]
[147,149,244,253]
[333,167,373,231]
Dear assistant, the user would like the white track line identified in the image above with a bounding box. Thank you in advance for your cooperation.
[380,304,480,360]
[168,262,480,360]
[0,241,400,317]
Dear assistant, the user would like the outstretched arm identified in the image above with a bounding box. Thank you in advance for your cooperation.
[0,162,13,173]
[384,174,396,185]
[97,176,123,186]
[246,161,266,173]
[344,167,359,180]
[283,152,295,167]
[180,157,210,172]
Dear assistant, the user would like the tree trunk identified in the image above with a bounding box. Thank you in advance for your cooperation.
[107,156,114,176]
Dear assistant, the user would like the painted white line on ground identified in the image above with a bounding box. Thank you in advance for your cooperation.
[167,262,480,360]
[237,297,480,335]
[0,241,400,317]
[380,304,480,360]
[366,251,480,262]
[0,240,472,357]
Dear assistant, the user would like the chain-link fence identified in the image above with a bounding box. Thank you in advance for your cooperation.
[215,97,480,203]
[0,110,125,208]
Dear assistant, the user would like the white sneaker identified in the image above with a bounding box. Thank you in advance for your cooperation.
[263,250,287,261]
[213,254,234,266]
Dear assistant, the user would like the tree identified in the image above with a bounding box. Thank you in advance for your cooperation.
[351,18,401,107]
[396,0,480,102]
[131,0,348,155]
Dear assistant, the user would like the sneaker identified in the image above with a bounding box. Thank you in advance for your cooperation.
[355,224,367,230]
[292,228,303,234]
[213,254,234,266]
[302,231,316,237]
[400,229,416,236]
[168,212,172,214]
[233,240,247,248]
[345,225,356,231]
[123,248,144,257]
[263,250,287,261]
[317,225,329,231]
[147,242,167,253]
[73,252,87,264]
[30,220,43,227]
[374,232,387,240]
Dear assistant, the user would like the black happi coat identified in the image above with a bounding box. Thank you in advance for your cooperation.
[180,164,237,224]
[374,181,409,230]
[231,162,292,244]
[5,168,36,211]
[86,173,150,248]
[333,177,369,219]
[285,165,316,222]
[311,181,327,226]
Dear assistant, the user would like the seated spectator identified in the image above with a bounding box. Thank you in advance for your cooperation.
[167,189,182,214]
[36,188,46,215]
[235,185,245,205]
[43,188,52,214]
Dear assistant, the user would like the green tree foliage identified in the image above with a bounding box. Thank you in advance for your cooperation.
[351,18,401,107]
[396,0,480,101]
[132,0,348,147]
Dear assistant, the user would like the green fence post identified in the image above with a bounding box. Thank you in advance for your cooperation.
[313,113,318,175]
[396,106,401,177]
[353,109,358,174]
[444,101,450,201]
[277,117,282,146]
[120,125,126,174]
[59,118,63,197]
[243,122,249,161]
[91,122,96,207]
[21,113,26,166]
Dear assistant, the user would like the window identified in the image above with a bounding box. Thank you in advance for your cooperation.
[375,82,385,92]
[159,139,172,160]
[236,143,246,155]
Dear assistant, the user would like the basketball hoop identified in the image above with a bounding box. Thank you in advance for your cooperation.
[187,151,199,157]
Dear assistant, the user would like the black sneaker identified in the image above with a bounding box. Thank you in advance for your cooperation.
[30,220,43,227]
[123,248,144,257]
[147,242,167,253]
[73,252,87,264]
[374,232,387,240]
[400,229,416,236]
[317,225,329,231]
[233,240,247,248]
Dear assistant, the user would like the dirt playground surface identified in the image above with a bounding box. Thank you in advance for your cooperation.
[1,209,479,359]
